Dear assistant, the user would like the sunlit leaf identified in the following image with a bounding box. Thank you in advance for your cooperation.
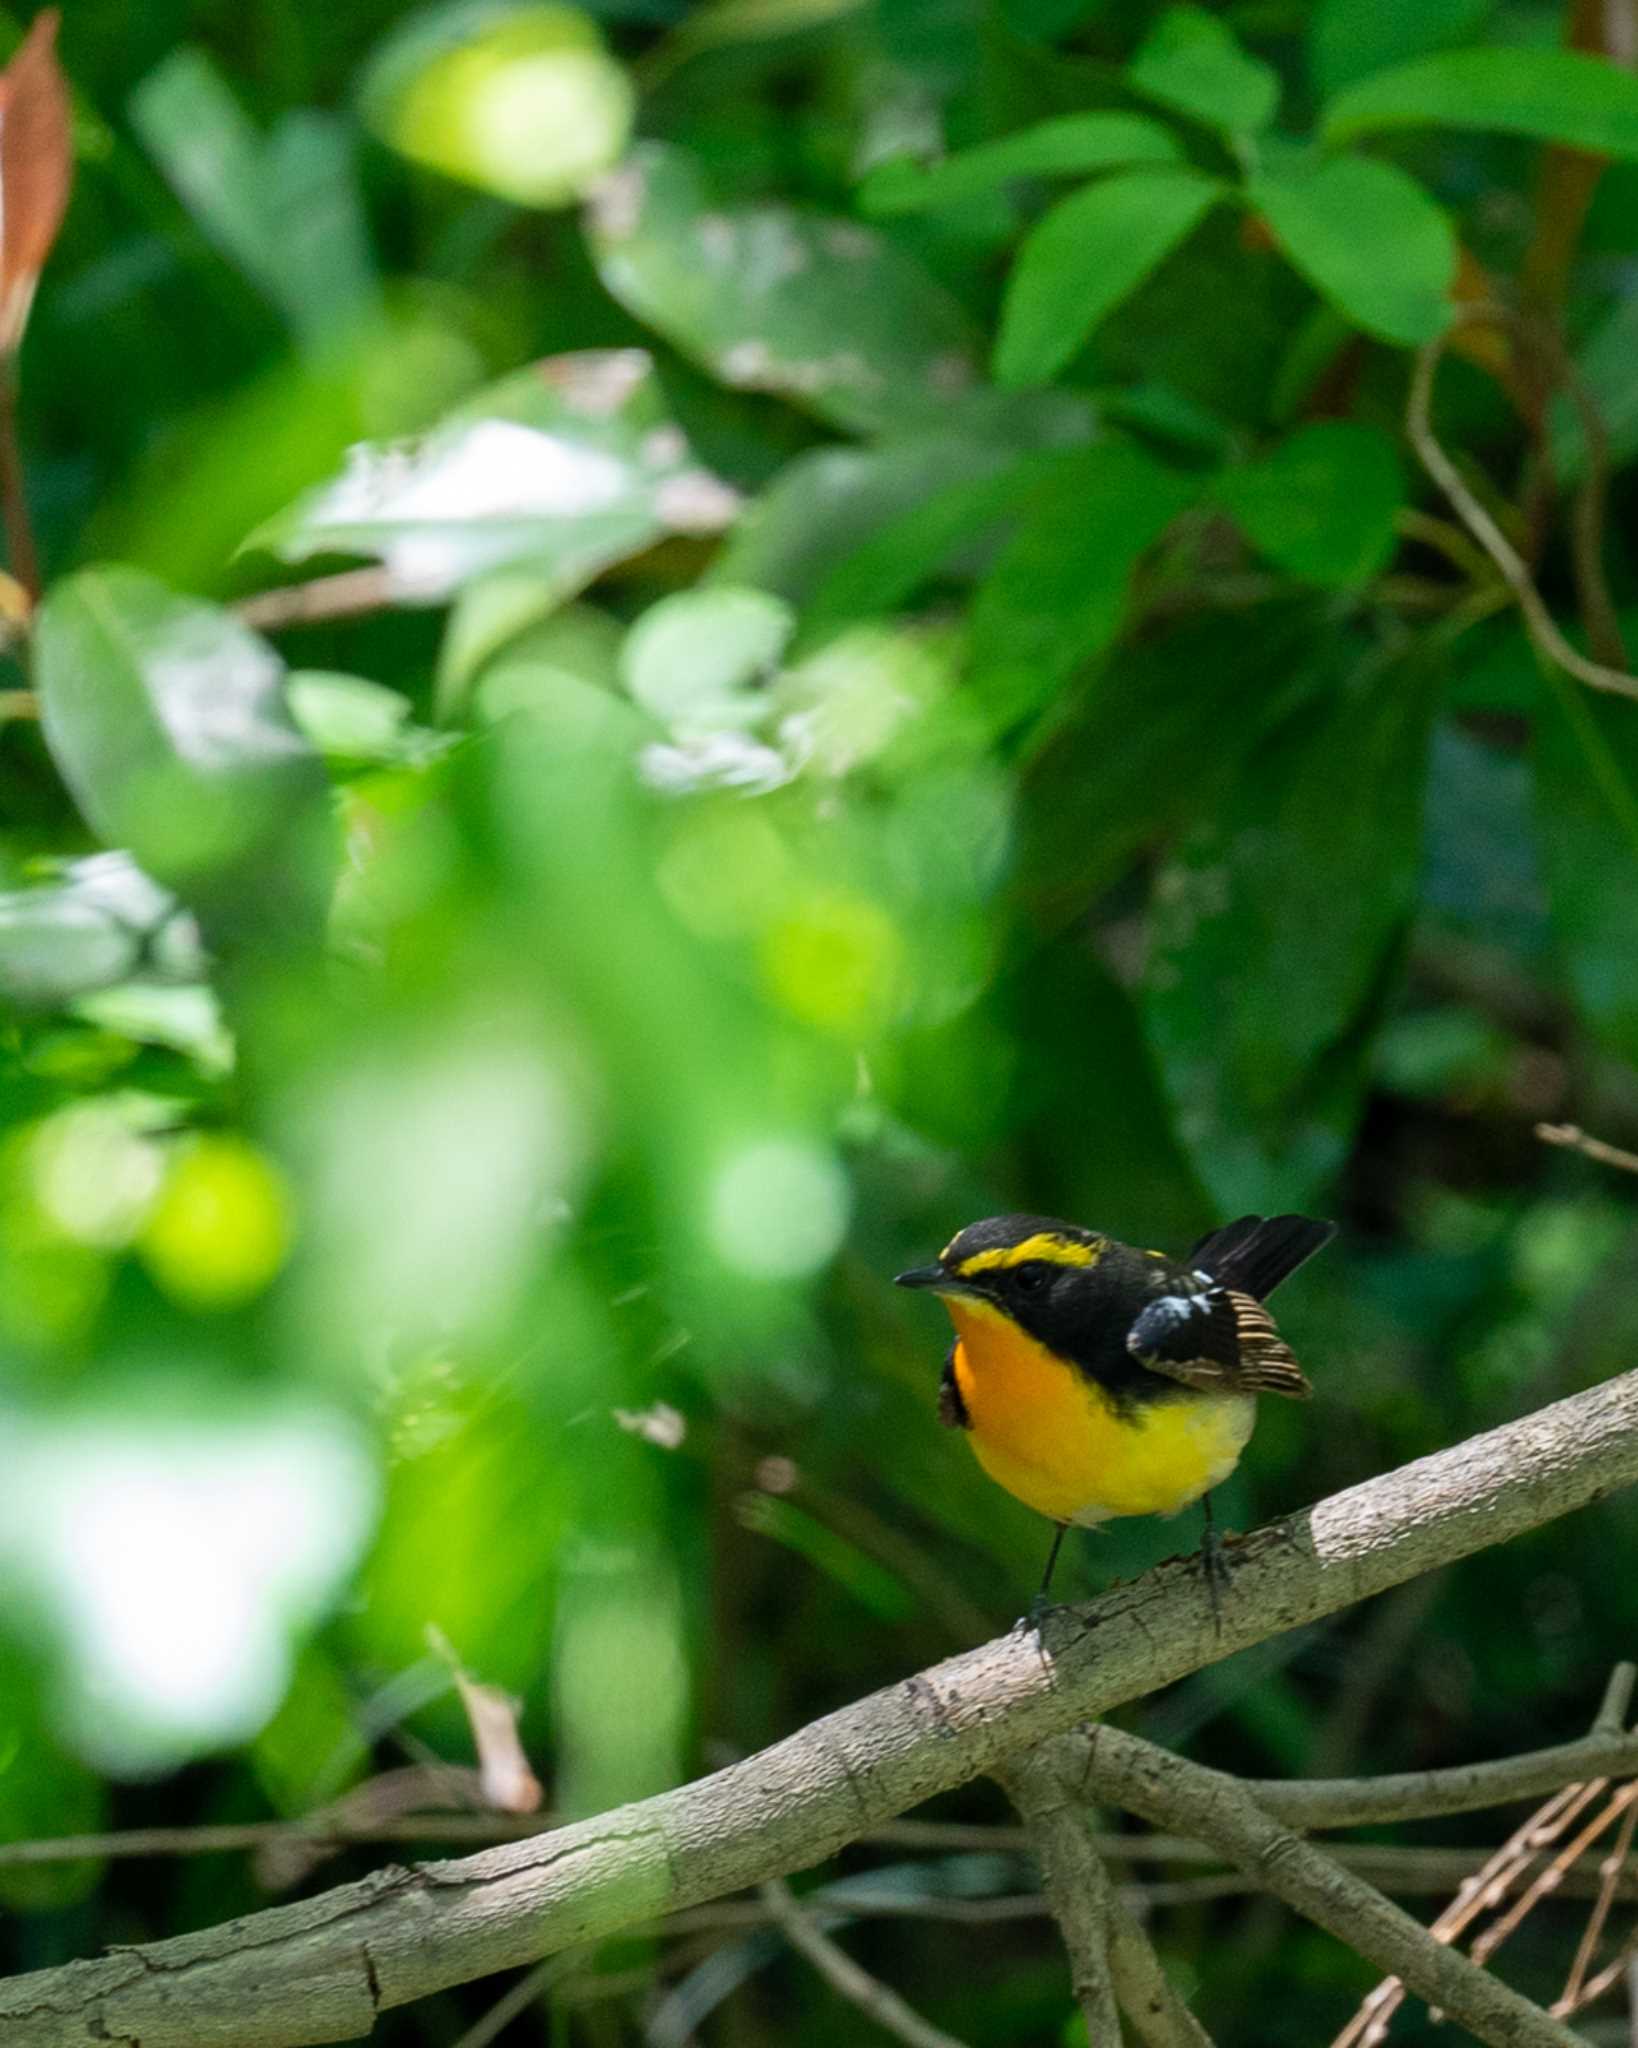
[1322,47,1638,158]
[0,8,72,353]
[1248,154,1456,346]
[0,854,202,1009]
[362,1,634,208]
[252,349,740,603]
[857,112,1181,216]
[1126,5,1280,134]
[620,585,794,730]
[994,169,1223,387]
[1212,422,1406,585]
[585,143,981,433]
[34,568,330,932]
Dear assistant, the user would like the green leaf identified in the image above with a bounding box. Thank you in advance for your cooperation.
[360,1,634,208]
[1212,422,1406,585]
[1322,47,1638,159]
[1533,672,1638,1067]
[34,569,330,930]
[1126,5,1280,134]
[1248,155,1456,346]
[1307,0,1492,99]
[131,51,376,347]
[286,673,453,767]
[969,443,1200,717]
[620,586,795,731]
[1144,655,1436,1211]
[251,349,740,603]
[710,390,1097,605]
[857,112,1181,216]
[995,168,1223,388]
[584,143,981,433]
[0,856,203,1010]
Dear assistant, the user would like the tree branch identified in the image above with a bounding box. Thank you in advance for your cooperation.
[999,1737,1210,2048]
[4,1366,1638,2047]
[758,1878,970,2048]
[1080,1726,1582,2048]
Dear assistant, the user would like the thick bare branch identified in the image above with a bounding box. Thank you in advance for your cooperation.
[3,1366,1638,2047]
[1081,1726,1581,2048]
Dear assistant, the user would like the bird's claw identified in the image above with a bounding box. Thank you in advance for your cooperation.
[1012,1592,1056,1637]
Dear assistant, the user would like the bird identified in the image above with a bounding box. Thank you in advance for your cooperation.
[895,1211,1335,1624]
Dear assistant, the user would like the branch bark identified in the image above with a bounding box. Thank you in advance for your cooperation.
[4,1366,1638,2047]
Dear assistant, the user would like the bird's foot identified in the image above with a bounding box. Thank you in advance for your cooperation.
[1200,1522,1233,1637]
[1012,1592,1057,1638]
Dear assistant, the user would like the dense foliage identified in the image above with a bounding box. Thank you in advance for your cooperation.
[5,0,1638,2040]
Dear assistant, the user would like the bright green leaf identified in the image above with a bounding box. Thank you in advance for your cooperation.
[1323,47,1638,158]
[1248,155,1456,346]
[620,587,795,730]
[1307,0,1492,99]
[34,569,330,929]
[252,349,740,603]
[1126,5,1280,134]
[1212,422,1406,585]
[857,112,1181,216]
[361,1,634,207]
[995,168,1223,388]
[585,143,981,433]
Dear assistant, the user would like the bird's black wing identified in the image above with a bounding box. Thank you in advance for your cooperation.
[1127,1283,1312,1399]
[1186,1214,1336,1301]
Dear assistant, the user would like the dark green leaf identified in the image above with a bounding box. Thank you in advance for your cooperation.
[995,168,1223,388]
[252,349,740,603]
[1144,654,1436,1210]
[585,143,981,433]
[857,113,1181,216]
[1212,422,1406,585]
[1534,671,1638,1067]
[1323,48,1638,159]
[1126,5,1280,134]
[1248,155,1456,345]
[34,568,330,929]
[969,443,1200,719]
[1307,0,1492,99]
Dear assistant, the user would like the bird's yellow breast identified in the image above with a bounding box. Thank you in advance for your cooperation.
[947,1297,1254,1525]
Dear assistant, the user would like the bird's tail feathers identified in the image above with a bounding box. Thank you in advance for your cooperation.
[1187,1213,1336,1300]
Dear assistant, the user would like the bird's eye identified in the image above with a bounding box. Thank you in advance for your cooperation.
[1012,1262,1050,1294]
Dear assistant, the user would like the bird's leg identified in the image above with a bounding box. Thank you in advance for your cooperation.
[1199,1491,1231,1635]
[1017,1521,1069,1633]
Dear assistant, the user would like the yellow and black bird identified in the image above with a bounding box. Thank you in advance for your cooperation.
[896,1212,1335,1617]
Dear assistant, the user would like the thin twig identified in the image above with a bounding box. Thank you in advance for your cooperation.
[758,1879,970,2048]
[450,1956,575,2048]
[236,567,400,632]
[1557,1794,1638,2010]
[1537,1124,1638,1177]
[1407,312,1638,702]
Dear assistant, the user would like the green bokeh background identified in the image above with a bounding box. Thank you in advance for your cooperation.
[4,0,1638,2041]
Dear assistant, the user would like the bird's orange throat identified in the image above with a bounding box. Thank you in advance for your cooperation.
[943,1294,1255,1526]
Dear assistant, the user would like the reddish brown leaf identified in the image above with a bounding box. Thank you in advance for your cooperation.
[0,10,72,354]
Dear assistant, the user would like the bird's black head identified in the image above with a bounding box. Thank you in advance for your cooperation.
[896,1213,1116,1358]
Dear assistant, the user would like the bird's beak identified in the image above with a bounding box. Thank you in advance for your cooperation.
[895,1264,960,1293]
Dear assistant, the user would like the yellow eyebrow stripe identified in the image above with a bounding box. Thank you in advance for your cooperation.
[950,1232,1104,1276]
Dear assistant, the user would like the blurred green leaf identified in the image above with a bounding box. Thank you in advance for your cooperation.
[1552,287,1638,483]
[1126,5,1280,134]
[130,51,377,347]
[1306,0,1492,99]
[0,855,203,1010]
[713,391,1097,605]
[471,602,626,721]
[1322,48,1638,158]
[361,0,634,207]
[34,572,330,939]
[969,442,1200,716]
[1248,155,1455,346]
[252,349,740,603]
[857,113,1181,216]
[1534,673,1638,1068]
[620,586,794,729]
[1144,654,1436,1209]
[286,672,453,767]
[1211,422,1406,585]
[584,143,982,432]
[995,168,1223,387]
